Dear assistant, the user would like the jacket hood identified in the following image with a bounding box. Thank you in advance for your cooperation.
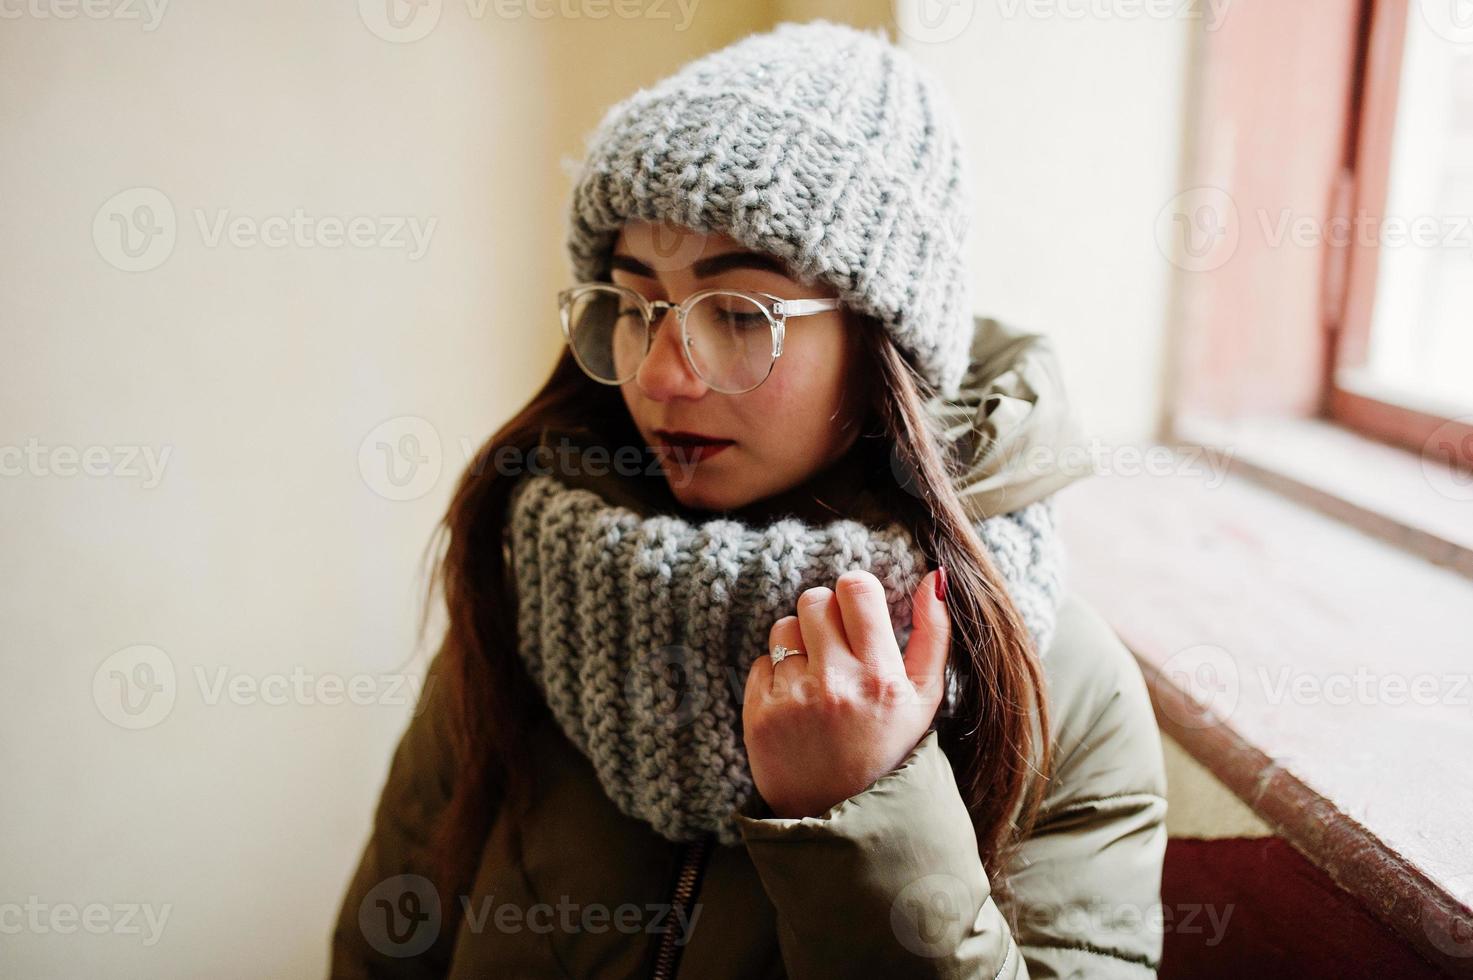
[933,315,1090,520]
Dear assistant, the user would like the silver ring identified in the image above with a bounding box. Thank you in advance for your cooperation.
[770,644,805,665]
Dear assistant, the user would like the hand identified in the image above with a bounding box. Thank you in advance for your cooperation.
[742,567,950,820]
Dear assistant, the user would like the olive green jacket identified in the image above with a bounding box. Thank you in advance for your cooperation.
[331,319,1170,978]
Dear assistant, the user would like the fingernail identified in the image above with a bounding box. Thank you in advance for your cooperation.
[934,565,947,601]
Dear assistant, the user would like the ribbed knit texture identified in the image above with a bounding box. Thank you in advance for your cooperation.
[566,19,977,398]
[507,472,1064,846]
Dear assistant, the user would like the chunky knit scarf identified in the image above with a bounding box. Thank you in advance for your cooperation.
[505,470,1065,847]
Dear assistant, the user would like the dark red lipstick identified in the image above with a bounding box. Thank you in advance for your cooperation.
[652,429,735,464]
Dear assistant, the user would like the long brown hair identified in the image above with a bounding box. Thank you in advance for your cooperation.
[422,314,1052,907]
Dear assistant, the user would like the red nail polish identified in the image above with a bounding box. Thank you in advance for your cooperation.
[935,565,947,601]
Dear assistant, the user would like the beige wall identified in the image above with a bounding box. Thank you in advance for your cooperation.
[0,5,770,977]
[901,0,1192,440]
[1,1,1185,975]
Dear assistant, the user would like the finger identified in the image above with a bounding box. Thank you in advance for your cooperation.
[833,569,902,671]
[794,586,847,670]
[744,642,772,711]
[749,616,797,708]
[768,616,810,675]
[903,567,952,694]
[767,615,813,704]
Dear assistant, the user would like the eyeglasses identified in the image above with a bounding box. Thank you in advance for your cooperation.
[557,282,842,394]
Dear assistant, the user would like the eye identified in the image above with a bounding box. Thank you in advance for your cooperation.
[727,310,768,328]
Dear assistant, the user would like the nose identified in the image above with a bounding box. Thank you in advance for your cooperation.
[633,306,709,401]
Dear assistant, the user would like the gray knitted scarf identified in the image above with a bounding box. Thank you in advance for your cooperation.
[506,471,1064,847]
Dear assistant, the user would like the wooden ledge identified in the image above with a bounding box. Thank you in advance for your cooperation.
[1176,414,1473,580]
[1056,464,1473,976]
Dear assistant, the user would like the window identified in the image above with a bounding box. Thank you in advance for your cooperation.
[1333,0,1473,469]
[1170,0,1472,478]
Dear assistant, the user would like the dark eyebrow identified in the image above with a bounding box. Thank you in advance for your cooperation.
[608,250,794,279]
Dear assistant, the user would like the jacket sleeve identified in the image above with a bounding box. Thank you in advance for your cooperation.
[732,655,1168,979]
[330,655,462,979]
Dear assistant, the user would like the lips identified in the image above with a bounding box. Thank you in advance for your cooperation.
[652,430,734,465]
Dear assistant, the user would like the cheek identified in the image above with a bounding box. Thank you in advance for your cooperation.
[741,335,853,453]
[785,322,856,411]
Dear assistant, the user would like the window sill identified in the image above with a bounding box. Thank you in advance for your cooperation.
[1055,445,1473,974]
[1175,413,1473,579]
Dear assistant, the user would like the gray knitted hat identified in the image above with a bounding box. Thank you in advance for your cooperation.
[566,19,977,398]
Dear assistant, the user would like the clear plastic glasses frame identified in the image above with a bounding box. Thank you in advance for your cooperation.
[557,282,842,394]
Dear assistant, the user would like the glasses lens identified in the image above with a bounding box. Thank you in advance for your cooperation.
[684,292,774,393]
[564,287,648,383]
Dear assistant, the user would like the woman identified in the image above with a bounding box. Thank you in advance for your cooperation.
[333,20,1167,979]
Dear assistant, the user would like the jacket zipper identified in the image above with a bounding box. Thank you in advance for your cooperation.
[650,833,713,980]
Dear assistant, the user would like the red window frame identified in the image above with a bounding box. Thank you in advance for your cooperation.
[1171,0,1473,476]
[1330,0,1473,472]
